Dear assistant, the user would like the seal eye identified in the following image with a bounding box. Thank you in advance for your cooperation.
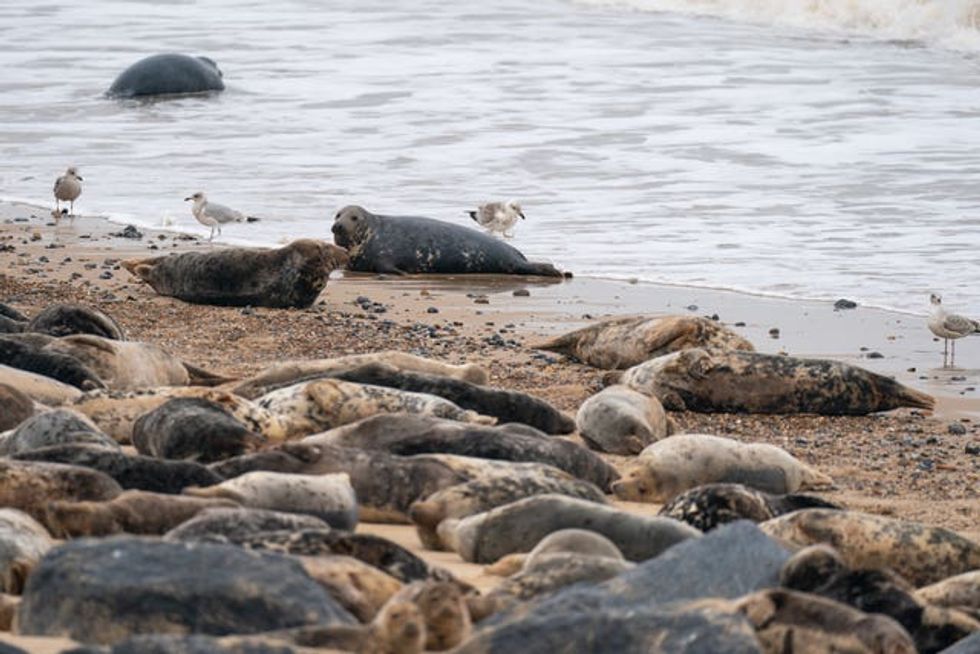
[351,215,358,222]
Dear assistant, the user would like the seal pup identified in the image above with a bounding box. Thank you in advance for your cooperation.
[0,408,119,455]
[928,293,979,367]
[317,414,618,491]
[0,383,38,431]
[611,434,834,504]
[123,239,349,309]
[0,364,83,406]
[230,351,489,399]
[0,335,105,391]
[760,508,980,586]
[183,471,358,530]
[536,315,754,369]
[132,397,266,463]
[164,507,331,543]
[438,494,700,564]
[27,303,124,340]
[43,490,239,538]
[659,483,842,532]
[0,509,53,594]
[255,379,494,440]
[53,167,82,215]
[0,459,122,527]
[330,362,574,434]
[106,53,224,98]
[184,191,253,240]
[43,334,230,390]
[610,348,935,415]
[575,385,672,455]
[331,205,563,276]
[468,200,525,238]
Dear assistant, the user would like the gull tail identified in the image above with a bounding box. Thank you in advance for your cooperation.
[246,215,260,223]
[467,211,478,223]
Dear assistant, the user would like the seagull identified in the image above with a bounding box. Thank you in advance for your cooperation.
[184,191,249,241]
[53,167,83,216]
[467,200,525,238]
[928,293,979,367]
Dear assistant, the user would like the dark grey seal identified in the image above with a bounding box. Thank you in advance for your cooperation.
[107,54,225,99]
[27,303,124,340]
[123,240,349,309]
[132,397,265,463]
[0,335,105,391]
[0,409,119,456]
[331,205,564,276]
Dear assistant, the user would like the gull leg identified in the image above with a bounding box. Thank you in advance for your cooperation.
[69,199,74,216]
[951,339,956,367]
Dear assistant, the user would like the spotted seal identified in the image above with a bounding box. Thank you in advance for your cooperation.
[331,205,563,276]
[575,385,673,455]
[107,53,225,98]
[608,348,936,415]
[760,509,980,587]
[123,239,349,309]
[183,471,358,529]
[536,315,754,369]
[26,303,124,340]
[390,581,471,651]
[611,433,834,504]
[0,409,118,455]
[132,397,265,463]
[164,507,331,543]
[659,483,842,532]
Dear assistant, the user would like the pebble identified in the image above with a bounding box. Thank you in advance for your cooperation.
[426,307,438,314]
[734,321,746,327]
[965,443,980,456]
[948,422,967,436]
[686,304,698,311]
[513,289,530,297]
[99,271,113,280]
[474,295,489,305]
[768,328,780,338]
[834,298,858,310]
[111,225,143,239]
[866,352,884,359]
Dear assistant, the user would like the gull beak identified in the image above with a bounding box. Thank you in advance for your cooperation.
[183,197,192,201]
[76,176,83,181]
[519,211,526,220]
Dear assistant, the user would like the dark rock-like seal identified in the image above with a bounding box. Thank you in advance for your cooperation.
[575,385,673,455]
[330,362,574,434]
[0,335,105,390]
[536,314,754,369]
[331,205,563,277]
[610,348,935,415]
[122,240,349,309]
[18,537,356,644]
[133,397,265,463]
[0,383,37,431]
[659,483,842,532]
[13,444,222,494]
[0,509,53,594]
[27,304,124,340]
[0,315,26,334]
[0,409,119,455]
[317,414,619,491]
[0,303,27,323]
[761,509,980,587]
[107,53,225,99]
[438,494,700,564]
[0,460,122,527]
[164,507,330,545]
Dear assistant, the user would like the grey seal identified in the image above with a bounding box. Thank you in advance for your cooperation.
[107,53,225,98]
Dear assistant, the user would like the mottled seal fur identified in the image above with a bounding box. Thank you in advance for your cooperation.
[43,334,230,391]
[294,555,404,623]
[107,53,225,98]
[27,303,124,340]
[761,509,980,586]
[0,459,122,527]
[0,383,38,431]
[44,490,239,538]
[230,352,488,399]
[329,362,574,434]
[133,397,266,463]
[536,315,754,369]
[659,483,842,532]
[438,494,700,563]
[390,581,471,651]
[331,205,563,277]
[575,385,673,455]
[916,571,980,613]
[164,507,331,543]
[184,471,358,530]
[0,364,82,406]
[0,408,118,455]
[0,509,53,594]
[611,348,935,415]
[255,379,494,440]
[0,335,105,390]
[317,414,618,491]
[612,433,833,503]
[12,444,222,494]
[123,239,349,309]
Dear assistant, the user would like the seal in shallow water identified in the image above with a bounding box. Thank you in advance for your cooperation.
[331,205,563,276]
[608,348,935,415]
[123,239,350,309]
[107,53,225,98]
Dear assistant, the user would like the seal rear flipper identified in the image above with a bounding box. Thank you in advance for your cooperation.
[875,378,935,413]
[121,259,155,282]
[182,362,236,387]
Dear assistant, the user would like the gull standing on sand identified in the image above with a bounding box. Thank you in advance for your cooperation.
[928,293,979,367]
[53,167,83,216]
[184,191,248,241]
[467,200,525,238]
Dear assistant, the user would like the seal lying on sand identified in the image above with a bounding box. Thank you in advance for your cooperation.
[230,351,489,399]
[536,315,754,369]
[0,364,83,406]
[916,571,980,615]
[164,507,331,544]
[609,348,935,415]
[107,53,225,98]
[298,555,404,624]
[760,508,980,586]
[0,336,105,391]
[133,397,265,462]
[123,240,349,309]
[611,433,833,504]
[0,459,122,527]
[331,205,563,277]
[0,408,118,455]
[575,385,672,455]
[27,303,124,340]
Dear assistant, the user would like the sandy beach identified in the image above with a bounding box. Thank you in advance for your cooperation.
[1,199,979,649]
